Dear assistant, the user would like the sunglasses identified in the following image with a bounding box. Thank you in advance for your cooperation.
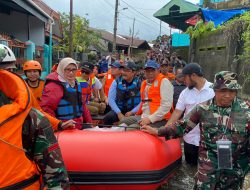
[64,68,77,73]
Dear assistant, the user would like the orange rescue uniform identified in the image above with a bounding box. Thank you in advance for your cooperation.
[26,79,45,103]
[137,74,172,120]
[103,70,114,97]
[0,70,40,189]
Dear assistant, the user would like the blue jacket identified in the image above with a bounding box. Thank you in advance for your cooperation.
[45,80,83,120]
[108,76,141,114]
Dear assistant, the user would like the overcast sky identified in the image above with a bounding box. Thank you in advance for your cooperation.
[43,0,199,40]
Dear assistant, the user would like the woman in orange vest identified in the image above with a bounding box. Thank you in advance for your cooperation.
[23,60,45,102]
[120,60,173,129]
[0,44,69,189]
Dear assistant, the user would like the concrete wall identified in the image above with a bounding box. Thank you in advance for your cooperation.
[205,0,250,9]
[189,30,250,99]
[0,10,45,46]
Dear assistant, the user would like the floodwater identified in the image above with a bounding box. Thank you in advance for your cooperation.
[158,142,197,190]
[158,160,197,190]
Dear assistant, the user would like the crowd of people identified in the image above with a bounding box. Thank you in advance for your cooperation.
[0,43,249,190]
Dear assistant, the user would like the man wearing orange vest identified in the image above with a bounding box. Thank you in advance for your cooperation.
[102,61,122,106]
[120,59,173,129]
[159,59,176,81]
[23,60,45,103]
[0,44,69,189]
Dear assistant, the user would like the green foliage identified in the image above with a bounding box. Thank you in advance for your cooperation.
[57,12,101,54]
[223,12,250,90]
[185,21,215,39]
[186,12,250,94]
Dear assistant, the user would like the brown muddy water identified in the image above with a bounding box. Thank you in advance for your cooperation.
[158,142,197,190]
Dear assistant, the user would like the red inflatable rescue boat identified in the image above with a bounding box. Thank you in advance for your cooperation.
[57,129,182,190]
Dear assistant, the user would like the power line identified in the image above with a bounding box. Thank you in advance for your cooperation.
[120,0,170,32]
[119,12,169,34]
[103,0,115,9]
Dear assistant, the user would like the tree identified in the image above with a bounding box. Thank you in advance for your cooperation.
[57,12,101,54]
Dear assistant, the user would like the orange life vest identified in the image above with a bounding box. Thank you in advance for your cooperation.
[137,74,172,120]
[159,72,175,81]
[104,70,114,97]
[167,72,175,81]
[0,70,40,189]
[26,79,45,103]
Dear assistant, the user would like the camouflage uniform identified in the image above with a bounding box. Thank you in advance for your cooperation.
[158,71,250,189]
[0,91,69,189]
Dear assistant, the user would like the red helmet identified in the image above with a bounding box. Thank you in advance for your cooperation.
[23,60,42,71]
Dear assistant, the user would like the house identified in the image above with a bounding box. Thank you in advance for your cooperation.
[153,0,200,31]
[93,29,151,56]
[0,0,61,76]
[32,0,63,45]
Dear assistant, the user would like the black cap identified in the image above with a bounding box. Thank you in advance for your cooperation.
[79,62,94,72]
[181,63,203,76]
[121,61,137,71]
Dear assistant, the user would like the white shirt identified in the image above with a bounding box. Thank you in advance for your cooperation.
[176,80,215,146]
[94,77,102,90]
[141,78,173,123]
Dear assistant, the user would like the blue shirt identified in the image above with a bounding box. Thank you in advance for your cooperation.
[108,80,140,114]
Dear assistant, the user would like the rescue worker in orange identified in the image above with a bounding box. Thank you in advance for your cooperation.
[102,61,122,106]
[159,59,175,81]
[23,60,44,103]
[22,60,76,131]
[0,44,69,189]
[120,59,173,129]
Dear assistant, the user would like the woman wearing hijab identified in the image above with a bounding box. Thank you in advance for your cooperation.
[40,57,92,130]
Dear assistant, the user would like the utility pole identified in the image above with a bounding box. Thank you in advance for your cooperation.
[112,0,119,53]
[69,0,73,57]
[159,21,162,36]
[130,17,135,57]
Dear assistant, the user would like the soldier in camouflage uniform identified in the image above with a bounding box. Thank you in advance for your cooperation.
[142,71,249,190]
[0,44,69,189]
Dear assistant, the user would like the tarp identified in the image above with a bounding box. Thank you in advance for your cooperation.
[185,14,200,25]
[201,8,249,27]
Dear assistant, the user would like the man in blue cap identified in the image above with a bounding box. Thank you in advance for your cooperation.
[120,59,173,129]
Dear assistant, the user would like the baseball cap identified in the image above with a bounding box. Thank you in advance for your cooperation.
[144,59,160,69]
[79,62,94,73]
[211,71,241,90]
[181,63,203,76]
[110,61,121,68]
[121,61,137,71]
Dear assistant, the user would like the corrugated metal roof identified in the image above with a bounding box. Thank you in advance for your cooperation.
[154,0,200,17]
[153,0,200,31]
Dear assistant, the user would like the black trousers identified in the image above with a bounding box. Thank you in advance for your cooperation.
[103,110,119,125]
[184,141,199,166]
